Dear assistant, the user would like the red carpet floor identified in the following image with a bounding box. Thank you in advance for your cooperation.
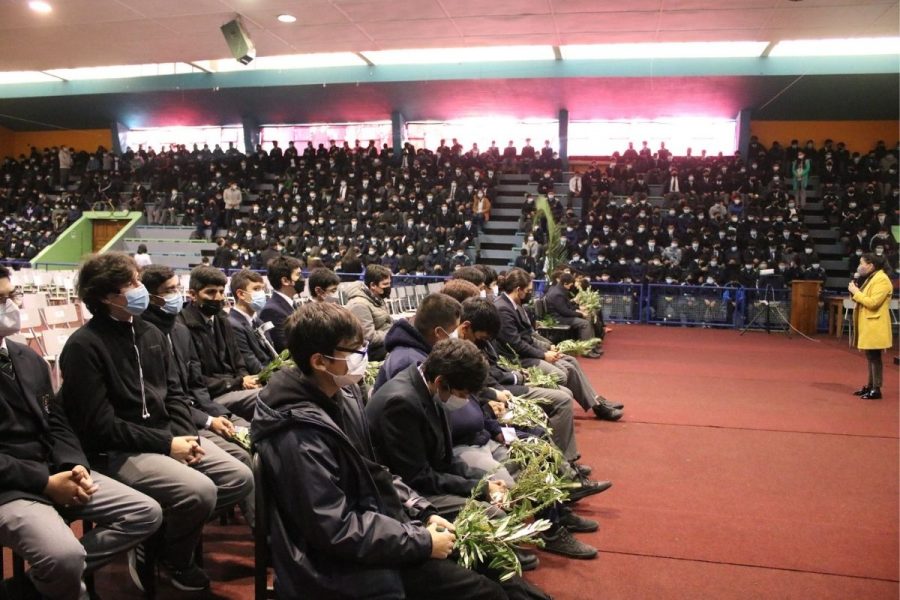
[10,325,899,599]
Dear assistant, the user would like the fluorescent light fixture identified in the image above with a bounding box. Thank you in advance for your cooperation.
[28,1,52,13]
[769,37,900,57]
[561,41,769,60]
[43,63,198,80]
[193,53,365,72]
[277,14,297,23]
[0,71,60,84]
[362,45,556,65]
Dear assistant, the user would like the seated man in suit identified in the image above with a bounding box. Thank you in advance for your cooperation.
[179,265,261,421]
[543,273,602,358]
[0,266,162,600]
[227,269,278,374]
[259,256,304,353]
[252,302,541,600]
[60,253,253,592]
[494,269,623,422]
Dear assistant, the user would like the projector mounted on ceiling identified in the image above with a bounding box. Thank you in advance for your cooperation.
[220,17,256,65]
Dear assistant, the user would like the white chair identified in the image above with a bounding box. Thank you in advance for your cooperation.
[39,327,77,387]
[18,306,44,351]
[41,304,81,330]
[890,298,899,329]
[842,298,855,346]
[23,292,49,309]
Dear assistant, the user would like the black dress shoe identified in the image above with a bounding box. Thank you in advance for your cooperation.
[853,385,871,396]
[558,508,599,533]
[861,388,882,400]
[513,547,539,571]
[572,462,592,477]
[585,350,603,359]
[593,404,623,421]
[567,479,612,503]
[540,528,598,559]
[597,396,624,409]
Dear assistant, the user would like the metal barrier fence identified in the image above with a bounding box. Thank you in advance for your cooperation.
[644,284,793,330]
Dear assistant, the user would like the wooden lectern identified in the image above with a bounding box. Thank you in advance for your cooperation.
[790,280,822,335]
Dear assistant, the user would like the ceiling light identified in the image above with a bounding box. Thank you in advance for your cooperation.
[362,45,555,65]
[769,37,900,57]
[28,1,52,13]
[561,41,768,60]
[277,14,296,23]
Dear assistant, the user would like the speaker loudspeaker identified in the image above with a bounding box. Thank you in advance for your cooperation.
[220,18,256,65]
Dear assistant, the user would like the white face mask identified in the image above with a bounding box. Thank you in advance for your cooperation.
[324,351,368,387]
[0,300,22,338]
[441,391,469,411]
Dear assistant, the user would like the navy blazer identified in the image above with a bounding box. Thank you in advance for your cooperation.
[493,294,545,360]
[259,294,293,354]
[228,309,277,375]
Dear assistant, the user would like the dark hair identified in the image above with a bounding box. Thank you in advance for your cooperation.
[189,265,227,291]
[77,252,138,315]
[230,268,264,293]
[140,264,176,295]
[451,266,485,287]
[136,244,148,255]
[421,338,488,393]
[860,253,892,275]
[501,268,531,294]
[558,272,575,286]
[0,266,10,281]
[364,264,392,287]
[414,294,461,338]
[461,298,501,338]
[308,268,340,296]
[286,303,364,375]
[441,279,480,303]
[267,256,302,290]
[474,264,498,287]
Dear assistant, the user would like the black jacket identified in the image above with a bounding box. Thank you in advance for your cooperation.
[544,284,581,325]
[142,306,229,428]
[373,319,429,391]
[228,309,277,375]
[259,293,293,354]
[0,341,88,507]
[493,294,546,361]
[366,365,481,498]
[59,313,196,457]
[178,303,249,398]
[252,368,433,600]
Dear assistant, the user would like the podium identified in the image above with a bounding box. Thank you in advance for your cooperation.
[790,280,822,336]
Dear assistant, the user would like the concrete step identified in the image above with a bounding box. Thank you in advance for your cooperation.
[480,256,514,268]
[134,226,196,240]
[803,202,824,211]
[809,229,839,240]
[491,214,518,222]
[822,259,849,270]
[123,240,216,255]
[815,243,845,255]
[483,222,520,234]
[491,207,523,217]
[825,276,850,289]
[499,174,532,183]
[496,184,533,193]
[479,233,522,245]
[804,215,827,225]
[479,249,517,260]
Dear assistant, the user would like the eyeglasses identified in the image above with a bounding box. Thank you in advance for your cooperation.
[331,343,368,357]
[0,289,24,304]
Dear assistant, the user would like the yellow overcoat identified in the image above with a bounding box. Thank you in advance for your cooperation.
[852,269,894,350]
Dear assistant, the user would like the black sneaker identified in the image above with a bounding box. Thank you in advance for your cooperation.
[559,509,600,533]
[127,545,155,593]
[163,563,210,592]
[592,404,623,421]
[541,528,598,559]
[568,479,612,503]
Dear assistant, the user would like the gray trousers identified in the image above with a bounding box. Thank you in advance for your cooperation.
[519,386,579,461]
[567,317,594,341]
[452,440,516,488]
[524,355,599,411]
[0,473,162,600]
[104,440,253,569]
[214,388,260,422]
[199,415,254,527]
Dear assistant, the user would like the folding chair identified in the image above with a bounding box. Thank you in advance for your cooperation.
[41,304,81,330]
[18,306,44,352]
[427,282,443,294]
[842,298,855,347]
[23,292,49,310]
[252,453,277,600]
[39,327,77,387]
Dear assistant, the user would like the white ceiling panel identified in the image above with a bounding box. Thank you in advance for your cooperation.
[554,12,661,34]
[659,9,772,31]
[116,0,227,18]
[443,0,551,18]
[362,19,456,41]
[454,15,550,37]
[662,0,778,9]
[552,0,662,14]
[335,0,445,23]
[0,0,141,29]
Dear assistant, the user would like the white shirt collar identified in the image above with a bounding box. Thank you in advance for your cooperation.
[233,306,254,325]
[274,290,295,305]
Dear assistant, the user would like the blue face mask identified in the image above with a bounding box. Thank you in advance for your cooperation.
[123,284,150,316]
[249,290,267,312]
[161,293,183,315]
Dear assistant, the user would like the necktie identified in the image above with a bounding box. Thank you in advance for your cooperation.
[0,347,15,380]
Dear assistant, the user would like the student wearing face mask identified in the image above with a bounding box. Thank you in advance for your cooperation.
[227,269,279,375]
[60,253,252,593]
[308,267,342,303]
[0,266,162,600]
[179,266,261,422]
[260,255,305,353]
[847,253,894,400]
[345,265,394,361]
[253,306,540,600]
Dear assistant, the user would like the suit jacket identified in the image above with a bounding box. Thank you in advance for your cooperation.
[493,294,546,361]
[178,304,249,398]
[366,365,479,498]
[544,284,581,325]
[0,341,88,507]
[228,309,277,375]
[259,293,293,354]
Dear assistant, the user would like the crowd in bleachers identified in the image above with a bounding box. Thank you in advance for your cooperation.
[1,136,897,288]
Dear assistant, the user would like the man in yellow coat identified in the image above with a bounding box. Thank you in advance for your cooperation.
[848,254,894,399]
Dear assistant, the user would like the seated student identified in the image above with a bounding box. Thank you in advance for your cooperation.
[373,293,461,391]
[227,269,278,375]
[252,303,540,600]
[59,253,253,592]
[259,256,304,353]
[0,266,161,600]
[178,265,261,421]
[140,265,254,526]
[494,268,623,422]
[345,264,394,360]
[367,338,508,518]
[543,273,602,357]
[308,267,341,303]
